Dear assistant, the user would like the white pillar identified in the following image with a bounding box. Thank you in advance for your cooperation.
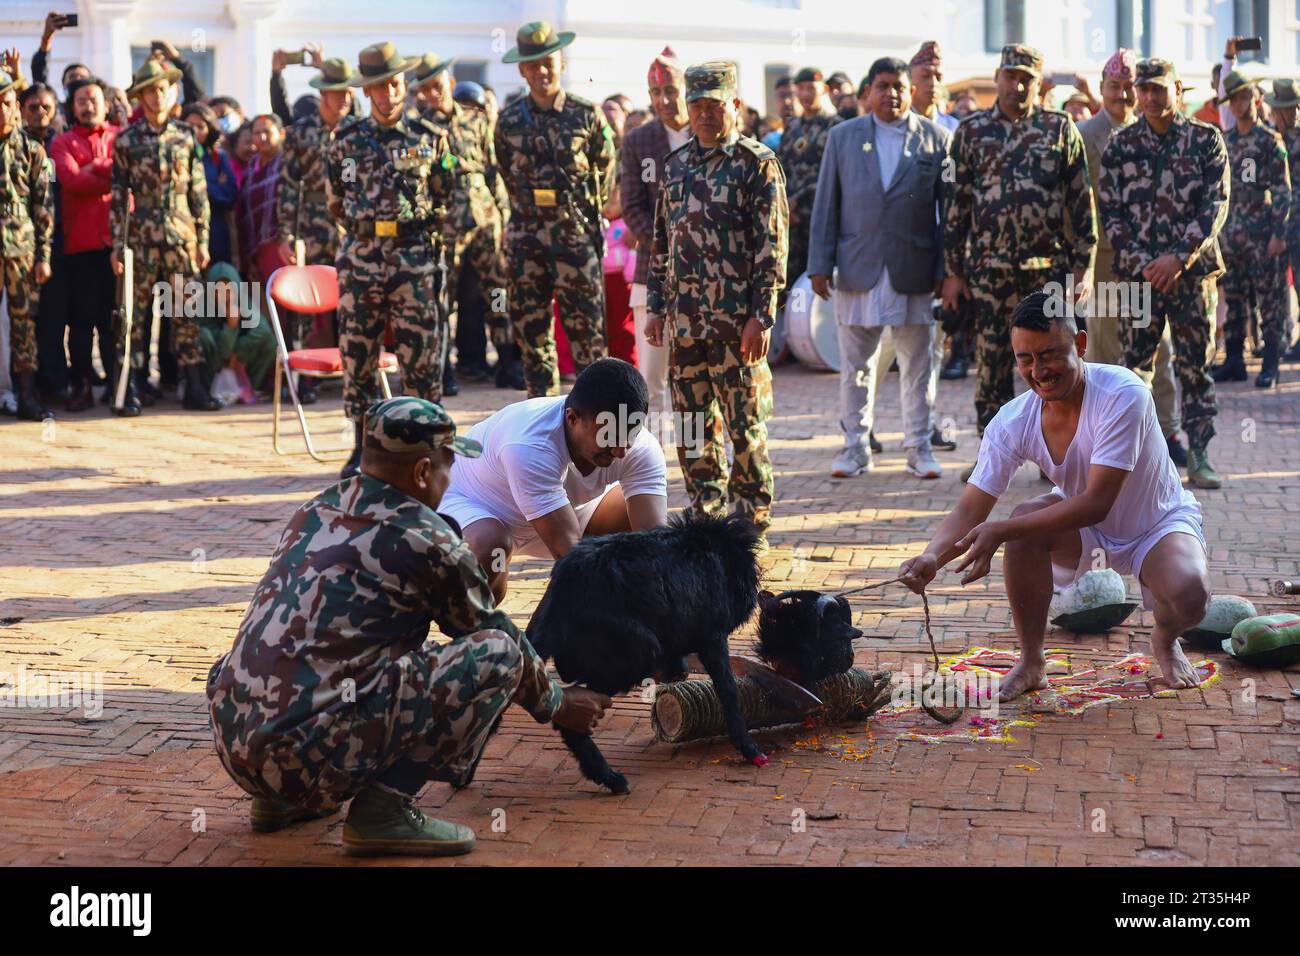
[227,0,281,115]
[83,0,138,89]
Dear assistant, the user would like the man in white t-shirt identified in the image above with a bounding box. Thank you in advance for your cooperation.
[443,359,669,601]
[899,291,1210,699]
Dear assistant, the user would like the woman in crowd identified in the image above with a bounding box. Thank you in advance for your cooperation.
[235,113,289,286]
[183,102,239,268]
[226,120,256,189]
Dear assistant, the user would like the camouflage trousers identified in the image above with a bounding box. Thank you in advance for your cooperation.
[208,629,524,811]
[1121,277,1218,450]
[669,336,775,532]
[1221,251,1287,355]
[0,257,39,373]
[970,265,1056,432]
[119,244,202,370]
[783,212,811,307]
[506,218,607,397]
[451,219,509,351]
[337,246,442,422]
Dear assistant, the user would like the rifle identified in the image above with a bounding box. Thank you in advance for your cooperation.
[112,246,134,412]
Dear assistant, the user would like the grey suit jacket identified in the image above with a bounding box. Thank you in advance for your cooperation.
[807,112,951,294]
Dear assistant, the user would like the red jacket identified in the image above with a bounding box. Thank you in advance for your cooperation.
[51,123,118,254]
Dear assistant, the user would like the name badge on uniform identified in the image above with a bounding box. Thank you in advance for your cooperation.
[1021,256,1052,270]
[534,188,557,207]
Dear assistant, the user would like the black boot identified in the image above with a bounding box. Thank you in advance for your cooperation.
[1255,342,1280,388]
[340,420,363,479]
[16,371,53,422]
[1211,346,1247,382]
[1284,339,1300,362]
[182,365,221,411]
[137,371,158,407]
[442,360,459,397]
[297,376,318,405]
[111,365,142,417]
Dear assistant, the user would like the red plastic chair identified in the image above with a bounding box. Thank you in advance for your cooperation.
[265,265,399,461]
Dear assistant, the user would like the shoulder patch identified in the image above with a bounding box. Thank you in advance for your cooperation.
[565,91,596,111]
[736,136,775,161]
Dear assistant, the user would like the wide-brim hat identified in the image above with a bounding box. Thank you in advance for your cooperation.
[309,57,356,91]
[502,21,575,64]
[1221,68,1263,100]
[1264,77,1300,108]
[126,59,183,99]
[408,53,456,87]
[350,42,421,89]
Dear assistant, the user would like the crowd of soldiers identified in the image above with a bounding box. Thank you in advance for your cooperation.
[2,23,1298,516]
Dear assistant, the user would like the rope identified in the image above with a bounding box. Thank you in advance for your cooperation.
[836,576,964,724]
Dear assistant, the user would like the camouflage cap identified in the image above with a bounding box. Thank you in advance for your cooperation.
[999,43,1044,79]
[0,71,16,98]
[685,61,739,102]
[1134,58,1179,90]
[363,397,481,458]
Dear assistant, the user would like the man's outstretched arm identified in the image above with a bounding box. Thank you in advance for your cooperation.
[949,464,1129,585]
[899,483,999,592]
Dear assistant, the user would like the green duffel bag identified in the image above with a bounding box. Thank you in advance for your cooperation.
[1049,569,1140,632]
[1183,595,1257,650]
[1221,613,1300,669]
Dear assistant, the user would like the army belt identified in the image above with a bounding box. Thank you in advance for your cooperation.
[302,190,328,203]
[353,219,434,239]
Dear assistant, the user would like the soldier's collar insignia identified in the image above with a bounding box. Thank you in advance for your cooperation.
[862,141,873,153]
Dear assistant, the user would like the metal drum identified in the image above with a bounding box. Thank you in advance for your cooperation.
[783,272,840,372]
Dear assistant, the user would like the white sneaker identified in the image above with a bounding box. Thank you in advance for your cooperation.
[907,445,942,479]
[831,446,873,477]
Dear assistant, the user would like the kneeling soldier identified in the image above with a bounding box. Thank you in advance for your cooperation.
[207,398,609,856]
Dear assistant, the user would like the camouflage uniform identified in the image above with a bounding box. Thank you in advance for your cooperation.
[943,45,1096,432]
[207,398,563,810]
[1220,119,1291,358]
[776,105,840,293]
[0,125,53,374]
[110,117,210,370]
[278,112,348,267]
[421,100,510,353]
[327,109,454,422]
[647,62,788,533]
[1097,63,1228,450]
[494,88,616,396]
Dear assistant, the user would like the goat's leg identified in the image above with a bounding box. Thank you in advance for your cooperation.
[697,645,767,766]
[558,726,630,794]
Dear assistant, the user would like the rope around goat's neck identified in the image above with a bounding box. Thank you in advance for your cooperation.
[836,577,962,723]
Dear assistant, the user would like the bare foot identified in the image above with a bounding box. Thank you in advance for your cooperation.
[997,657,1048,701]
[1151,634,1201,689]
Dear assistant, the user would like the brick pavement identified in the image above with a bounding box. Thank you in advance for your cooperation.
[1,356,1297,866]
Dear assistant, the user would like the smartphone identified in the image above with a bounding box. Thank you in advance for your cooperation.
[1237,37,1262,51]
[1050,71,1076,87]
[60,13,78,27]
[283,50,306,65]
